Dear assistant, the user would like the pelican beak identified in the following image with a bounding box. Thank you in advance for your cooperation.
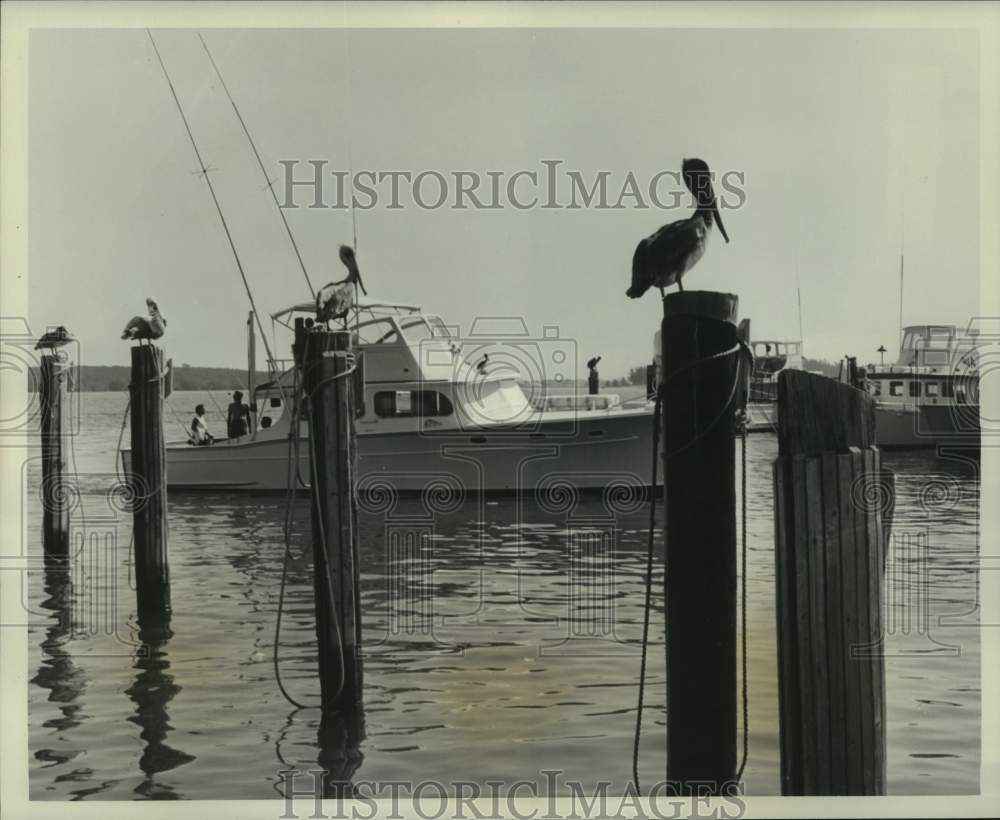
[712,202,730,243]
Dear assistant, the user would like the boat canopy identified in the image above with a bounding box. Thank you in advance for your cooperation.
[270,295,422,322]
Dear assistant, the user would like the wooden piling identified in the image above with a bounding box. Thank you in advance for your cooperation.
[661,290,740,792]
[129,344,170,621]
[773,370,887,795]
[39,353,70,560]
[303,328,363,714]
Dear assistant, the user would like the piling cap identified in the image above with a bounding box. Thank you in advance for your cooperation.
[662,291,738,324]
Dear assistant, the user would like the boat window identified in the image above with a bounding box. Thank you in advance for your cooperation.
[270,397,282,408]
[373,389,454,418]
[889,381,904,397]
[909,381,920,398]
[925,382,940,397]
[942,381,954,398]
[870,381,882,397]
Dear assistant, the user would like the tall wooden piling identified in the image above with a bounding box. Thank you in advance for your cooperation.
[773,370,887,795]
[661,291,740,792]
[39,353,70,560]
[303,328,363,714]
[129,344,170,621]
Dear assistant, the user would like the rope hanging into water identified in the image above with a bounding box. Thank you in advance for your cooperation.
[632,386,662,793]
[145,30,278,374]
[737,410,750,783]
[196,32,317,301]
[632,336,754,793]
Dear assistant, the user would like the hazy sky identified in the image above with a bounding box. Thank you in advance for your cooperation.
[28,27,980,378]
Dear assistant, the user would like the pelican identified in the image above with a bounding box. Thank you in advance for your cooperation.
[626,158,730,299]
[316,245,369,324]
[121,298,166,341]
[35,325,74,350]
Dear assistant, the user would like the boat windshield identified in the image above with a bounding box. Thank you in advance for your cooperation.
[399,315,453,344]
[357,318,400,345]
[399,318,434,344]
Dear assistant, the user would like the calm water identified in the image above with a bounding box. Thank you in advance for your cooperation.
[26,391,981,799]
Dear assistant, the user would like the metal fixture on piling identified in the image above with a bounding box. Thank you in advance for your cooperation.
[660,290,740,792]
[773,369,889,794]
[129,344,170,624]
[302,327,364,715]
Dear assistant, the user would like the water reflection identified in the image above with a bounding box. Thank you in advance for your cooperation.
[124,618,194,798]
[32,563,85,743]
[317,710,366,797]
[27,404,983,797]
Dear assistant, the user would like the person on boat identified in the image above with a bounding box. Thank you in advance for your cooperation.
[190,404,214,445]
[227,390,251,439]
[587,356,601,395]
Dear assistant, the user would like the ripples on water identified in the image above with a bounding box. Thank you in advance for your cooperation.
[26,392,980,798]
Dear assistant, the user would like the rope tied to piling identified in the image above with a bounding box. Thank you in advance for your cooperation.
[273,331,359,712]
[632,335,754,793]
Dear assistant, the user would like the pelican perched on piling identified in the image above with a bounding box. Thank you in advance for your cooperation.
[626,158,730,299]
[121,298,166,342]
[316,245,369,324]
[35,326,74,350]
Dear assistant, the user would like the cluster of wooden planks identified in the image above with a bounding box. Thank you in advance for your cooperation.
[774,370,891,795]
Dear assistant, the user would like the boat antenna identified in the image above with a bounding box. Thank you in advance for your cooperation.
[898,188,905,349]
[145,29,278,373]
[898,253,905,351]
[197,32,316,301]
[794,244,805,355]
[343,22,359,252]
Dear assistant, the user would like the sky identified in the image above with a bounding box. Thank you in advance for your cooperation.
[27,26,981,379]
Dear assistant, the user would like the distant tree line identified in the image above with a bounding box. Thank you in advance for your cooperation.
[619,357,843,385]
[28,364,271,392]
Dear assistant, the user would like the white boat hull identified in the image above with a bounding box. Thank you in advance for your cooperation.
[124,410,661,493]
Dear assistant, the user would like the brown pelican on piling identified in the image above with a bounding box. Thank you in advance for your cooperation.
[626,158,730,299]
[35,325,74,350]
[121,298,167,342]
[316,245,368,324]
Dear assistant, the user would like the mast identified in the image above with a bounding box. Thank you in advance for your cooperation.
[898,254,904,350]
[197,33,316,300]
[145,29,278,375]
[796,286,804,355]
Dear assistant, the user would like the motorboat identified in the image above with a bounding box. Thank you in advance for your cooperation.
[123,297,659,493]
[863,324,981,450]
